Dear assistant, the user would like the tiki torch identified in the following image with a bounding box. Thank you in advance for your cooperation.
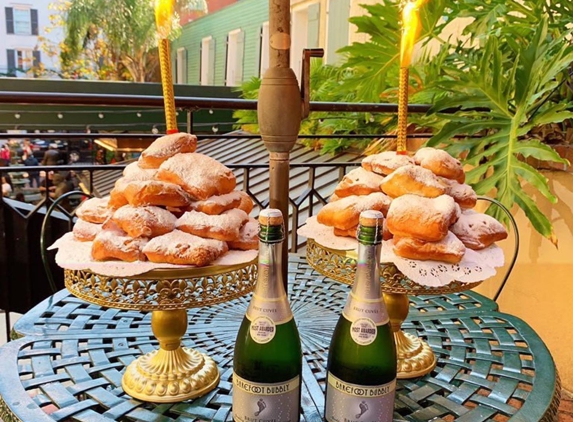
[397,0,425,153]
[155,0,178,134]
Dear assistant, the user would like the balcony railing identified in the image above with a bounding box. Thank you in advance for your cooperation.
[0,90,441,331]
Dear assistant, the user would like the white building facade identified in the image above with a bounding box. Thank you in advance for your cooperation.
[0,0,62,77]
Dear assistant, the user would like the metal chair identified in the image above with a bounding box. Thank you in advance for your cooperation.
[40,190,93,294]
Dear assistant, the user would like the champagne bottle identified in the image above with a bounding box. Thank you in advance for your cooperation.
[325,210,397,422]
[233,208,302,422]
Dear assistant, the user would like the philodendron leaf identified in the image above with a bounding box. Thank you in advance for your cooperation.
[423,17,571,243]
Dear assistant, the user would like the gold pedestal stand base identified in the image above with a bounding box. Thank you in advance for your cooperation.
[122,309,220,403]
[306,239,480,379]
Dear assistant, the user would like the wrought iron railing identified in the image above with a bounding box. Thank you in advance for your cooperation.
[0,90,441,333]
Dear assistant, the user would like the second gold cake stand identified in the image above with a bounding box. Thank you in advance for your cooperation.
[64,260,258,403]
[305,239,482,379]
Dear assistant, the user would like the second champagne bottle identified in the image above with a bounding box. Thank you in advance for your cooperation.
[233,208,302,422]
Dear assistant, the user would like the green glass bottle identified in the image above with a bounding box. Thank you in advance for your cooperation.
[233,208,302,422]
[325,210,397,422]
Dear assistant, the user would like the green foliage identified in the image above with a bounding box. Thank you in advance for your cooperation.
[425,19,572,244]
[41,0,204,81]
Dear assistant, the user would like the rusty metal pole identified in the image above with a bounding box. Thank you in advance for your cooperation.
[258,0,301,289]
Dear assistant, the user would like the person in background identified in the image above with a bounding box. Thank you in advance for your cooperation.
[51,172,73,211]
[22,139,33,158]
[23,152,40,188]
[42,144,60,166]
[1,145,11,166]
[2,176,12,197]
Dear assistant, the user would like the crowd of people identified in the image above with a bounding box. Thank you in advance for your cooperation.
[1,139,80,208]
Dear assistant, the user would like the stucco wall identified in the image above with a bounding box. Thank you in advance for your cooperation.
[474,170,573,391]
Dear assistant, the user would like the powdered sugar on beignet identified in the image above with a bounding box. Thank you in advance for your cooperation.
[362,151,414,175]
[111,205,177,238]
[450,210,508,250]
[380,165,447,198]
[393,232,466,263]
[122,180,192,208]
[189,191,243,215]
[237,191,254,214]
[414,147,465,183]
[156,153,236,200]
[138,132,198,169]
[176,209,249,241]
[441,177,477,209]
[228,218,259,250]
[73,219,102,241]
[317,192,392,231]
[76,197,112,224]
[91,226,148,262]
[386,194,457,242]
[334,167,386,198]
[123,162,157,180]
[143,229,228,266]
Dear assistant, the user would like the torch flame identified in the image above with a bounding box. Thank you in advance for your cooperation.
[400,0,426,67]
[155,0,174,39]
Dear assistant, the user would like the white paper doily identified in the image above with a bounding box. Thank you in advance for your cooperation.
[298,218,505,287]
[50,232,258,277]
[380,240,504,287]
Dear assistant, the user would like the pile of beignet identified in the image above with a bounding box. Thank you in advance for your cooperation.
[72,133,258,267]
[316,147,508,264]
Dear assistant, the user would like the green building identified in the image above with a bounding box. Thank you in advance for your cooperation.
[172,0,269,87]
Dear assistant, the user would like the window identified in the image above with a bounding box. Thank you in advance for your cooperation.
[176,48,187,84]
[7,49,33,71]
[200,36,215,85]
[5,7,38,35]
[291,3,320,82]
[225,29,244,87]
[259,22,269,77]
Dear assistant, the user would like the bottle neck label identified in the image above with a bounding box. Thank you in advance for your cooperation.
[233,373,300,422]
[325,373,396,422]
[342,292,389,327]
[247,242,293,326]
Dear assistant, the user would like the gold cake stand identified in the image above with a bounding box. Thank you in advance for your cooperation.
[64,259,258,403]
[306,238,482,379]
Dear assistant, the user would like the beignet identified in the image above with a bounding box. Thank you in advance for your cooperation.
[361,151,414,176]
[176,208,249,241]
[138,132,198,169]
[156,153,236,200]
[334,167,385,198]
[111,205,177,239]
[73,219,102,242]
[450,210,508,250]
[386,194,458,242]
[237,191,254,214]
[441,178,477,209]
[393,232,466,264]
[228,218,259,250]
[380,165,447,198]
[189,191,242,215]
[317,192,392,231]
[76,197,112,224]
[122,180,192,208]
[123,162,157,181]
[91,227,148,262]
[143,229,228,266]
[413,147,465,184]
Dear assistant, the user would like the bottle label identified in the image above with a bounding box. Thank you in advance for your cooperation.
[350,318,377,346]
[233,373,300,422]
[343,292,389,328]
[325,373,396,422]
[249,316,276,344]
[247,293,293,326]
